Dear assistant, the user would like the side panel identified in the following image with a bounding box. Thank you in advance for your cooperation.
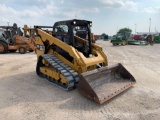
[8,45,18,50]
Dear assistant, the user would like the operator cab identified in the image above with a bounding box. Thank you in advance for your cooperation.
[116,32,131,40]
[52,19,92,57]
[0,28,13,44]
[0,24,23,45]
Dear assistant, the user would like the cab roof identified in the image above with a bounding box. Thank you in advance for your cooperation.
[54,19,92,26]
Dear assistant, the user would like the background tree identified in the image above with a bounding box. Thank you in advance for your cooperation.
[101,33,108,40]
[118,28,132,33]
[101,33,107,36]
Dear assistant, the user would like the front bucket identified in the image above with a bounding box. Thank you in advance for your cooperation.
[78,63,136,104]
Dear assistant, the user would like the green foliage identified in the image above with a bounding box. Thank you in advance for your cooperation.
[118,28,132,33]
[101,33,107,36]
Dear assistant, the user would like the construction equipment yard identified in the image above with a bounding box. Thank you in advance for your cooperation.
[0,40,160,120]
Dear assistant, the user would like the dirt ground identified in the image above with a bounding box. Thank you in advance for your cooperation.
[0,40,160,120]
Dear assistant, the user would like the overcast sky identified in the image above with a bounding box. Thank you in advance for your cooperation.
[0,0,160,35]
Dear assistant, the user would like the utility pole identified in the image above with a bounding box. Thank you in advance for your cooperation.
[149,18,151,33]
[75,14,77,19]
[7,22,9,26]
[135,24,137,34]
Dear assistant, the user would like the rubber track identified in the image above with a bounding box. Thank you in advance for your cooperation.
[36,54,79,91]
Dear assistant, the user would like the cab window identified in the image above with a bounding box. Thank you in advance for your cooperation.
[0,29,4,36]
[54,25,68,35]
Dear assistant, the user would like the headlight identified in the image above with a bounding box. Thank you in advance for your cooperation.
[37,44,45,50]
[90,23,92,26]
[73,21,76,25]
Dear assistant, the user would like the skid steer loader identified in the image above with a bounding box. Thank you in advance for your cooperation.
[34,19,136,104]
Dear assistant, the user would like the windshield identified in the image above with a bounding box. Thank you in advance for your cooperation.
[117,33,123,37]
[73,26,88,35]
[74,26,87,30]
[0,29,5,36]
[54,25,68,35]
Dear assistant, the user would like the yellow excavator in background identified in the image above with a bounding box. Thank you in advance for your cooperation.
[23,25,37,52]
[23,25,52,52]
[34,19,136,104]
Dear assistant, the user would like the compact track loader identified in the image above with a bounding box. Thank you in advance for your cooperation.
[34,19,136,104]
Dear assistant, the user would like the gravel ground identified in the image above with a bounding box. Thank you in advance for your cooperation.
[0,40,160,120]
